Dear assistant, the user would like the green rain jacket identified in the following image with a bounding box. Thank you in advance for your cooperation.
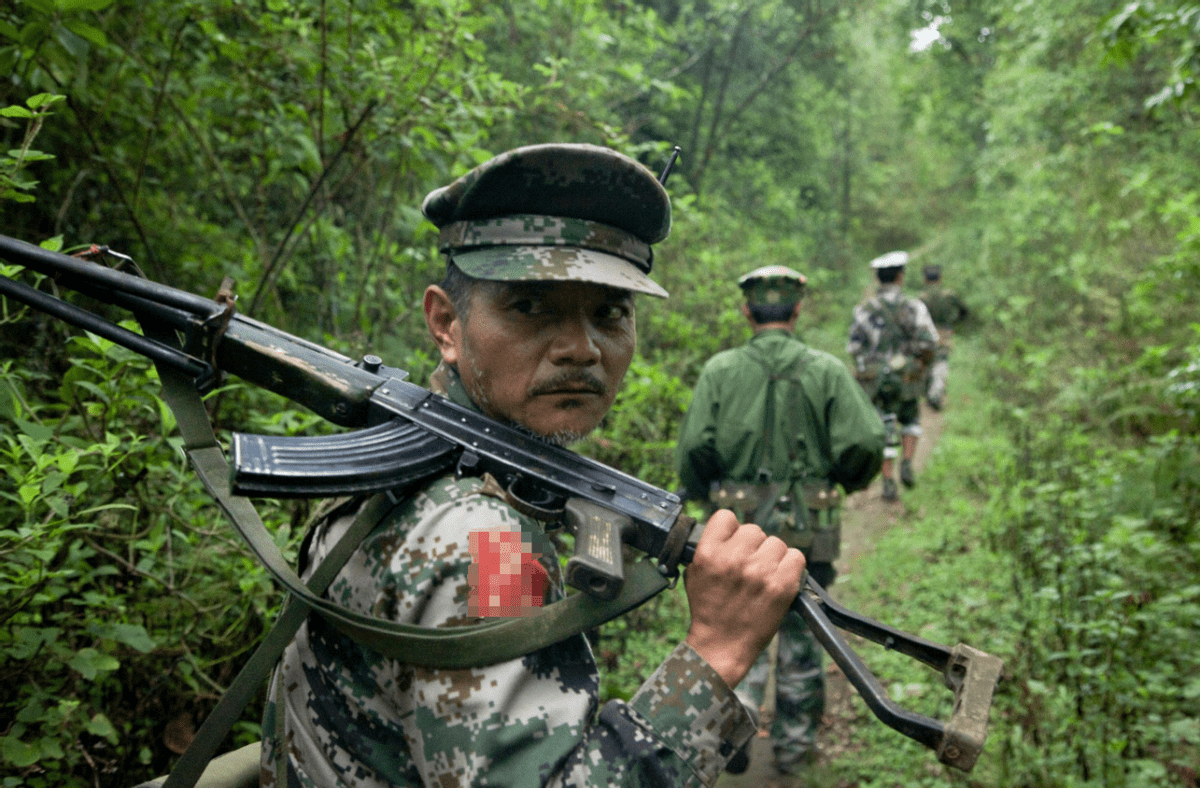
[676,329,884,502]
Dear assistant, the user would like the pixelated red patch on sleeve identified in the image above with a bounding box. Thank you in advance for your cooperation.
[467,529,547,617]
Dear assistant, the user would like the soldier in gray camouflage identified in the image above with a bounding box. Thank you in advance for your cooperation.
[847,252,939,501]
[261,143,806,787]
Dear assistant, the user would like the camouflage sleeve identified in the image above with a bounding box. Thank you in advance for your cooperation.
[911,299,940,352]
[562,644,757,787]
[846,303,872,360]
[265,475,754,788]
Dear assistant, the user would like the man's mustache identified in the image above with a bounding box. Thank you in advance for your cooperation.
[529,371,607,397]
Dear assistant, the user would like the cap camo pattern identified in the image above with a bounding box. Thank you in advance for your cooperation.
[737,265,807,305]
[421,143,671,298]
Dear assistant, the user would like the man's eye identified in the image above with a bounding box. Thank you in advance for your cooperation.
[511,298,546,315]
[596,303,631,322]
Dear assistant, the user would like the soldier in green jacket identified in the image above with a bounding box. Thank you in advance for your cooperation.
[919,264,970,410]
[675,266,885,776]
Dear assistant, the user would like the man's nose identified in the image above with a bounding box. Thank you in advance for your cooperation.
[549,312,602,364]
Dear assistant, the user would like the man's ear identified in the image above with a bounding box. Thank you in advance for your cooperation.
[424,285,462,366]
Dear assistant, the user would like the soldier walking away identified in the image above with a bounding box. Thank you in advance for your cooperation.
[676,266,884,779]
[847,251,938,502]
[918,264,969,410]
[259,143,807,788]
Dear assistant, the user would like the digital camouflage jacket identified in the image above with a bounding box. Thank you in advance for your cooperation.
[261,362,756,788]
[847,284,939,400]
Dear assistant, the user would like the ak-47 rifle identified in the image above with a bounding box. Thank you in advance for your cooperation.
[0,233,1004,785]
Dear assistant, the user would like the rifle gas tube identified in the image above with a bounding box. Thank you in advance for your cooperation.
[0,234,1003,772]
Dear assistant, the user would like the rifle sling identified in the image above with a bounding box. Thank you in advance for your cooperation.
[154,367,668,788]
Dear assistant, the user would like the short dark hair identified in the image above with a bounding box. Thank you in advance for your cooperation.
[748,302,798,324]
[876,266,902,284]
[439,260,478,318]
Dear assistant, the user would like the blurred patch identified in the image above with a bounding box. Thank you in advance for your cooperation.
[467,529,547,617]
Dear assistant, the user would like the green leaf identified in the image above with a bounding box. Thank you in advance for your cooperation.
[14,418,54,441]
[0,106,33,119]
[85,713,118,743]
[0,735,39,768]
[57,0,117,9]
[15,701,45,725]
[45,492,70,518]
[24,93,65,109]
[64,19,107,48]
[55,451,80,474]
[36,736,64,759]
[0,380,18,420]
[8,627,61,660]
[67,647,120,680]
[92,622,157,653]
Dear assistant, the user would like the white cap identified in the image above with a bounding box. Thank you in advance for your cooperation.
[869,250,909,269]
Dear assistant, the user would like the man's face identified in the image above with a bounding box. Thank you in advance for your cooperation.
[435,279,636,443]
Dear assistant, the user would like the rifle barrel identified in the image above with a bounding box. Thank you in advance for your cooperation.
[0,271,210,379]
[0,235,221,318]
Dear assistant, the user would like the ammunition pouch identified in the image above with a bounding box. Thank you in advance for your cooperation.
[858,355,925,402]
[854,360,887,400]
[710,480,842,562]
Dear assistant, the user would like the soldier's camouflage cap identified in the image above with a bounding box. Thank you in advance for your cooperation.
[737,265,807,305]
[869,250,909,269]
[421,143,670,298]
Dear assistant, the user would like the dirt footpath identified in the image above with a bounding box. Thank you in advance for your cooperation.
[717,403,945,788]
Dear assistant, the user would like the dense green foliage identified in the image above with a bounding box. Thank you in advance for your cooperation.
[3,0,1199,785]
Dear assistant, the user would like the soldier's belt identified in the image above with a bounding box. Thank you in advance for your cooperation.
[710,481,842,562]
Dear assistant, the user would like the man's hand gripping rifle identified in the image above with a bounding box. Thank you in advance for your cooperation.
[0,234,1003,773]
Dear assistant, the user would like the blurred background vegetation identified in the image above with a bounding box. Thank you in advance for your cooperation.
[1,0,1198,785]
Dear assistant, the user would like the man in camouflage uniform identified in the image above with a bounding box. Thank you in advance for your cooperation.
[261,144,806,787]
[674,266,884,776]
[847,251,939,501]
[918,264,970,410]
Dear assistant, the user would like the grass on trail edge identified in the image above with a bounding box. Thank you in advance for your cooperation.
[821,338,1022,788]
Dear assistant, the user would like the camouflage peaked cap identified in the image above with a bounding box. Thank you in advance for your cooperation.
[869,250,909,269]
[923,264,943,281]
[421,143,670,298]
[737,265,807,305]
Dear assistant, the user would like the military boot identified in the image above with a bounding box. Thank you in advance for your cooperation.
[900,459,915,488]
[882,477,898,501]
